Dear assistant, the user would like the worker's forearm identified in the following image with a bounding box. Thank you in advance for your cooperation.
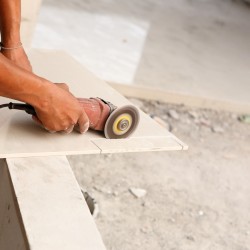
[0,54,51,108]
[0,0,21,46]
[0,53,89,133]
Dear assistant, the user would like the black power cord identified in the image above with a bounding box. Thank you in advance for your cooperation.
[0,103,9,109]
[0,102,36,115]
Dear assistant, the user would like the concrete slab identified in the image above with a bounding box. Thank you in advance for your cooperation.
[5,156,106,250]
[0,50,186,158]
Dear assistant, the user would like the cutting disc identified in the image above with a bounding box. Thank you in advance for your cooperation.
[104,105,140,139]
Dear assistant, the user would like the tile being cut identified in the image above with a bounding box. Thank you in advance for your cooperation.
[91,137,184,154]
[0,49,186,158]
[0,110,101,158]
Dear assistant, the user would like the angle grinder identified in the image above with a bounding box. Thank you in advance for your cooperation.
[0,98,140,139]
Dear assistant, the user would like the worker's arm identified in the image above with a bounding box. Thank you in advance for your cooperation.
[0,0,32,71]
[0,53,89,133]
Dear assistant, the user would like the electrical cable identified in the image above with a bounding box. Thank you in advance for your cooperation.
[0,103,10,109]
[0,102,36,115]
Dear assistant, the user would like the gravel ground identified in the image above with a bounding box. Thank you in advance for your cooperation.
[68,99,250,250]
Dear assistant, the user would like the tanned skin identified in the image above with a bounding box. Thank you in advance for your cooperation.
[0,0,89,133]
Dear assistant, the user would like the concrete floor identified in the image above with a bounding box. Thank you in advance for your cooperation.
[68,100,250,250]
[32,0,250,112]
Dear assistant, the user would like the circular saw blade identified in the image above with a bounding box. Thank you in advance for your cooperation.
[104,105,140,139]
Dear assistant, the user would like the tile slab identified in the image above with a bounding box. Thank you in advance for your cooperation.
[6,156,106,250]
[0,49,186,158]
[92,137,184,154]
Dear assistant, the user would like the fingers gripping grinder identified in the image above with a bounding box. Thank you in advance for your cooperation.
[0,98,140,139]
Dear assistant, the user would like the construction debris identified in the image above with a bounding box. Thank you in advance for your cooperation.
[211,126,224,133]
[186,235,195,241]
[198,210,204,216]
[198,118,211,127]
[129,188,147,198]
[239,115,250,124]
[168,109,180,120]
[188,111,199,119]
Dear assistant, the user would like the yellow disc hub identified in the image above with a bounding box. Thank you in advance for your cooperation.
[112,113,132,136]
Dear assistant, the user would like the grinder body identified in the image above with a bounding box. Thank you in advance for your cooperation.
[78,98,114,131]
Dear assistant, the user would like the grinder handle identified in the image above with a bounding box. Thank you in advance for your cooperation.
[8,102,36,116]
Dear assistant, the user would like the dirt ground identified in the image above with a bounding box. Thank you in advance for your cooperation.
[68,99,250,250]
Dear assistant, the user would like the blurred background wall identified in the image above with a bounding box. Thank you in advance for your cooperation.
[22,0,250,113]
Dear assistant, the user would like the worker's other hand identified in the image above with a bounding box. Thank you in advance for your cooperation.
[1,47,32,72]
[32,82,89,134]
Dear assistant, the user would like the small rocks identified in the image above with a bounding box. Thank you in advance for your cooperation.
[140,228,147,233]
[104,153,113,159]
[169,218,176,223]
[93,186,112,195]
[188,111,199,119]
[168,109,180,120]
[113,191,119,196]
[186,235,195,241]
[211,126,224,133]
[129,188,147,198]
[140,226,151,234]
[239,114,250,124]
[198,210,204,216]
[198,118,211,127]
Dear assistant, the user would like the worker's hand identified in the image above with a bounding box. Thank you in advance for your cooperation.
[1,47,32,72]
[32,82,89,134]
